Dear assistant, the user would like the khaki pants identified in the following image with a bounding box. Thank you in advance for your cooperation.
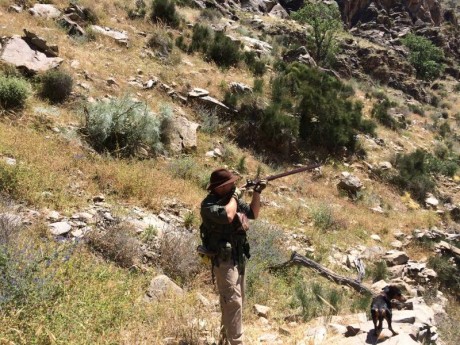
[213,259,245,345]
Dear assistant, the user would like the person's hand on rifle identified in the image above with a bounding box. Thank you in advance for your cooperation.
[232,187,243,200]
[253,179,267,193]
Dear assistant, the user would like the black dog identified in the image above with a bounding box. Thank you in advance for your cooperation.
[371,285,406,337]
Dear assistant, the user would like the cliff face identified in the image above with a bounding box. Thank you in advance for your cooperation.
[336,0,442,27]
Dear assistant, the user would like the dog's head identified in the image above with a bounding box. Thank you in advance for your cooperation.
[383,285,406,302]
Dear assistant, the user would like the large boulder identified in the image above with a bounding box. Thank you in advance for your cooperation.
[29,4,61,19]
[145,274,183,301]
[0,36,63,74]
[164,115,199,153]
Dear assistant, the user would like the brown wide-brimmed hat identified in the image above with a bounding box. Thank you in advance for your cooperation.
[207,168,239,191]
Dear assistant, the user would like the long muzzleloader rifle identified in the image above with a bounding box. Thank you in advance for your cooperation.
[241,162,322,190]
[197,162,322,259]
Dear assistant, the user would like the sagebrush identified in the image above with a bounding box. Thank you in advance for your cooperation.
[82,97,169,157]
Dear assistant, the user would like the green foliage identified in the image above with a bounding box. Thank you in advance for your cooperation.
[371,97,399,129]
[168,155,198,180]
[39,69,73,104]
[428,255,460,296]
[391,149,443,203]
[290,1,342,65]
[253,78,264,94]
[294,282,342,321]
[0,74,29,109]
[402,34,444,81]
[369,261,388,282]
[311,204,339,231]
[189,24,212,53]
[280,64,373,153]
[147,30,173,58]
[408,103,425,116]
[199,8,222,22]
[438,122,451,138]
[0,218,72,312]
[243,51,266,76]
[150,0,180,27]
[82,97,168,157]
[207,31,241,68]
[351,293,372,313]
[236,156,247,173]
[454,83,460,92]
[246,221,287,299]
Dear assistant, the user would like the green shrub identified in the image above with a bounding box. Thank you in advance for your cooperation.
[253,78,264,94]
[391,149,437,203]
[243,51,266,76]
[147,29,173,58]
[246,221,287,299]
[39,69,73,103]
[402,34,444,81]
[290,2,342,66]
[150,0,180,27]
[428,255,460,296]
[454,83,460,92]
[369,261,388,282]
[371,97,399,129]
[207,31,241,68]
[168,156,198,180]
[82,97,168,157]
[294,282,342,321]
[290,65,373,152]
[438,122,451,138]
[189,24,212,53]
[0,75,29,109]
[199,8,222,22]
[408,104,425,116]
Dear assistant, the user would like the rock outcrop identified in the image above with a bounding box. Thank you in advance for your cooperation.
[336,0,443,28]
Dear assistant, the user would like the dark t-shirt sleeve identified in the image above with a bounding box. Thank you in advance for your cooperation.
[201,199,229,224]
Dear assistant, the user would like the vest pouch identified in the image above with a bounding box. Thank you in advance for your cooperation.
[218,241,232,262]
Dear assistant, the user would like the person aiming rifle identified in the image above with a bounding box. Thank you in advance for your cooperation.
[199,164,320,345]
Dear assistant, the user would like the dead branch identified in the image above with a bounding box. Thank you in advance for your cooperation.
[269,252,373,295]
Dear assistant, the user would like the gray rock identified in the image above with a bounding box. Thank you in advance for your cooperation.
[241,36,273,54]
[23,29,59,57]
[0,36,63,73]
[90,25,129,46]
[29,4,61,19]
[269,4,289,19]
[2,157,16,166]
[188,88,209,98]
[164,115,199,153]
[425,194,439,208]
[379,161,393,170]
[254,304,270,318]
[303,326,327,345]
[8,5,23,13]
[230,82,252,94]
[383,250,409,266]
[49,221,72,236]
[145,274,183,301]
[337,172,363,197]
[370,234,381,242]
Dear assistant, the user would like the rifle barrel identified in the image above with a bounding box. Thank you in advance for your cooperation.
[266,163,321,182]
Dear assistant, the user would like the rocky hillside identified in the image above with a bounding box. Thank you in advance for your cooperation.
[1,0,459,344]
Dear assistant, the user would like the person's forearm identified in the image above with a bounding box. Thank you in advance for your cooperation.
[225,197,238,223]
[250,192,261,219]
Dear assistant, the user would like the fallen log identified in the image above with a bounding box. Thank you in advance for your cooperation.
[269,252,373,295]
